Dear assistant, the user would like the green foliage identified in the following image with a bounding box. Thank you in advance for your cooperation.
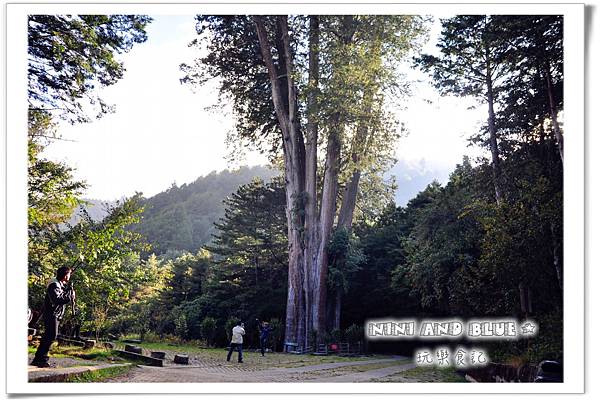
[181,16,283,158]
[345,203,420,322]
[28,139,86,279]
[28,185,154,340]
[344,142,562,364]
[65,197,152,337]
[133,166,277,255]
[200,317,218,346]
[327,228,365,294]
[117,178,288,346]
[343,324,363,344]
[182,14,428,222]
[28,14,152,123]
[202,178,288,325]
[417,15,563,159]
[30,15,562,367]
[108,251,207,340]
[64,364,133,383]
[27,12,156,342]
[416,15,514,99]
[173,311,189,339]
[399,161,484,315]
[267,318,284,351]
[489,16,563,146]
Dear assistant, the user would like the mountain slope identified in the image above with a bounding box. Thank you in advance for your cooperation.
[133,165,278,255]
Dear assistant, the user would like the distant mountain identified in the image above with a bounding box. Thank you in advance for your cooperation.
[385,159,452,207]
[73,162,447,255]
[67,199,116,226]
[132,165,278,255]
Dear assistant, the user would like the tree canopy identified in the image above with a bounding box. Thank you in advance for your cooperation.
[183,14,428,345]
[28,14,152,124]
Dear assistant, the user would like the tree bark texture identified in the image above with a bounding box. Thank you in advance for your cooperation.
[254,15,365,347]
[254,16,306,347]
[303,15,320,344]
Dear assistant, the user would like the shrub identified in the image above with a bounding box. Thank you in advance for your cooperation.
[344,324,363,344]
[200,317,217,347]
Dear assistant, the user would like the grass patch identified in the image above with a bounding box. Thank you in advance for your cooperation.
[114,340,377,369]
[373,366,467,383]
[29,344,124,363]
[116,340,203,355]
[336,360,411,373]
[64,364,134,383]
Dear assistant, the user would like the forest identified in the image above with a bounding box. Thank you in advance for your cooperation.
[27,14,563,365]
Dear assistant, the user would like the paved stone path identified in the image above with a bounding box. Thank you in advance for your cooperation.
[104,356,415,383]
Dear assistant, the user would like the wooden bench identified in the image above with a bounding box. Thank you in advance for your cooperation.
[312,343,328,356]
[284,342,298,353]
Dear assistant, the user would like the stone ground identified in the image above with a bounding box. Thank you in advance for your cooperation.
[28,356,98,369]
[102,356,416,383]
[29,345,466,383]
[27,356,127,382]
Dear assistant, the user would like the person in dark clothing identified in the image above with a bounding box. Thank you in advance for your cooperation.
[258,321,272,357]
[30,266,75,368]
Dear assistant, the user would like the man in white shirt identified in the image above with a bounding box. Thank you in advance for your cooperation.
[226,321,245,363]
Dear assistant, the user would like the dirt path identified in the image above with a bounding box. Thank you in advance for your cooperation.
[104,356,414,383]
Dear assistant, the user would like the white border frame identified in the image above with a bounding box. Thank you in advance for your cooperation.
[4,1,585,394]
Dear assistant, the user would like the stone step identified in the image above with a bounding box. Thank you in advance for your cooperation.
[29,363,131,382]
[116,350,163,367]
[174,354,189,365]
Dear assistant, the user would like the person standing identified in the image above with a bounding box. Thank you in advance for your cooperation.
[258,321,272,357]
[30,266,75,368]
[226,321,245,363]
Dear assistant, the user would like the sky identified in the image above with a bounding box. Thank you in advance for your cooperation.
[43,15,486,204]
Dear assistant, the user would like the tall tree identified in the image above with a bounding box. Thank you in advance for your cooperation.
[417,15,564,317]
[492,16,564,162]
[27,14,152,329]
[183,15,426,346]
[203,178,289,326]
[326,227,364,330]
[417,16,515,204]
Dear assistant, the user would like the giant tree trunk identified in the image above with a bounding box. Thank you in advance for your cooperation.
[313,129,341,339]
[303,15,320,346]
[338,171,361,230]
[309,16,358,342]
[254,16,307,347]
[254,15,365,347]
